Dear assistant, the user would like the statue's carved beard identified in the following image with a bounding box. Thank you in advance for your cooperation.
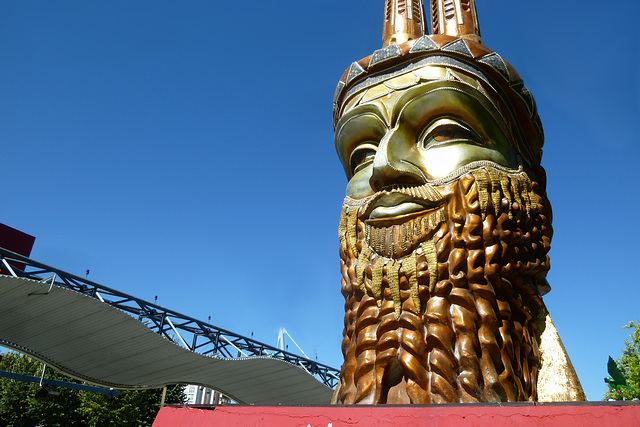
[336,166,552,404]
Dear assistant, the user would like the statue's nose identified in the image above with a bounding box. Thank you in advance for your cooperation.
[369,129,426,192]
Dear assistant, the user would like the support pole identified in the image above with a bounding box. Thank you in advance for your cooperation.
[161,386,167,406]
[39,364,46,386]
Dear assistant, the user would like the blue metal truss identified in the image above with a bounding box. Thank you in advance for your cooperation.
[0,247,340,388]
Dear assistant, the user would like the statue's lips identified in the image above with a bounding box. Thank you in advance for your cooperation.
[366,193,442,223]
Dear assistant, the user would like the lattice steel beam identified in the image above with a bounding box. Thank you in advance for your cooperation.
[0,247,340,388]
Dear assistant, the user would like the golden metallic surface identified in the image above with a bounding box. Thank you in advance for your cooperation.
[382,0,483,47]
[383,0,427,47]
[429,0,482,43]
[420,238,437,291]
[335,65,517,194]
[353,65,498,116]
[337,170,552,403]
[332,35,544,169]
[333,0,582,405]
[536,310,587,402]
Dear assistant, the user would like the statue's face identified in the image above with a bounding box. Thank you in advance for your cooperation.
[335,65,518,211]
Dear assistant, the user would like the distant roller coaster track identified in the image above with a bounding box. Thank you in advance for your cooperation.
[0,247,339,404]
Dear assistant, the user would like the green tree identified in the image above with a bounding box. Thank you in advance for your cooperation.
[0,351,84,426]
[0,351,185,426]
[77,385,185,426]
[604,321,640,401]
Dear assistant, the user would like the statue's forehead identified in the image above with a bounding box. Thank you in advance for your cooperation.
[340,61,501,121]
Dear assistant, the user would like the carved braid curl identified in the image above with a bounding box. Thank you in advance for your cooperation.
[336,167,551,403]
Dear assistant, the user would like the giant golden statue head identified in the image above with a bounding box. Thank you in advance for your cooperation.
[333,0,582,405]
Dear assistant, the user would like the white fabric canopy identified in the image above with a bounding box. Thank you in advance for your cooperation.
[0,276,333,404]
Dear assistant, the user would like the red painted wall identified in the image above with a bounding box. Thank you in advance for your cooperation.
[153,402,640,427]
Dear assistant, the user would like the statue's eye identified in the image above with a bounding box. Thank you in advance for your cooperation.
[349,144,377,175]
[421,119,481,148]
[432,128,455,142]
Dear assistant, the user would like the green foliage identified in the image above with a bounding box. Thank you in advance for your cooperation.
[0,351,186,426]
[604,321,640,401]
[0,352,84,426]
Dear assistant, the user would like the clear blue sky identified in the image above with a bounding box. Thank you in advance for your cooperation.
[1,1,638,401]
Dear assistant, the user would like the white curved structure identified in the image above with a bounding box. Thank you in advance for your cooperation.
[0,275,333,404]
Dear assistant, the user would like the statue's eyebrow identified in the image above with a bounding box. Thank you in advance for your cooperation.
[335,107,388,177]
[335,112,386,155]
[392,85,511,142]
[336,102,388,133]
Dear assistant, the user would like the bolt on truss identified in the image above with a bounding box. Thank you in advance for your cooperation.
[0,247,340,388]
